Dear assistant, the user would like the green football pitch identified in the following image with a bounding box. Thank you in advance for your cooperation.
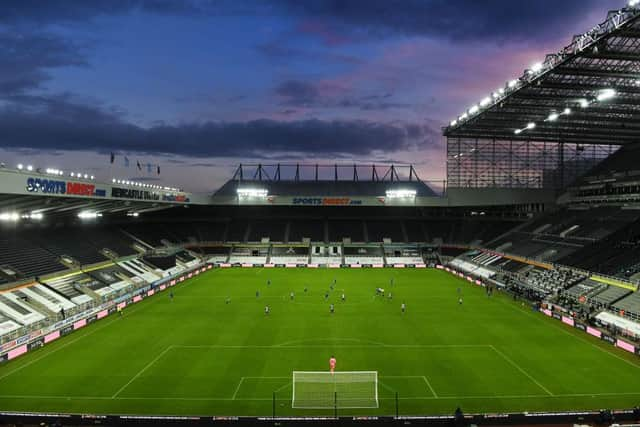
[0,268,639,416]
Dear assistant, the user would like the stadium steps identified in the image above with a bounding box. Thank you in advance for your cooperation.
[11,290,56,317]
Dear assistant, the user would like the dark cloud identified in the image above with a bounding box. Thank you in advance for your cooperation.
[0,0,207,24]
[0,96,438,159]
[277,0,621,43]
[274,80,320,106]
[0,32,87,96]
[275,79,410,111]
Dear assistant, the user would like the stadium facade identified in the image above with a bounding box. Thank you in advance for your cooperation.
[2,1,640,426]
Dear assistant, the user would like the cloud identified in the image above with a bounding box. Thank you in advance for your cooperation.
[0,95,439,159]
[274,79,411,111]
[0,31,87,96]
[278,0,621,43]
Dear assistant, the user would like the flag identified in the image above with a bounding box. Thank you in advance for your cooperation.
[124,156,130,168]
[136,160,142,171]
[157,165,161,175]
[110,152,115,164]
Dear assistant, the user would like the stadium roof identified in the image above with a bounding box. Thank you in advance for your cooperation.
[444,2,640,146]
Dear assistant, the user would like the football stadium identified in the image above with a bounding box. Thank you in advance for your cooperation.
[3,1,640,427]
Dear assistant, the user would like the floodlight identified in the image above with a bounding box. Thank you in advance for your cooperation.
[0,213,19,221]
[514,129,523,135]
[26,165,33,171]
[547,112,559,122]
[578,98,590,108]
[469,105,479,114]
[508,79,518,88]
[460,113,468,120]
[237,188,268,198]
[450,120,457,126]
[526,122,536,129]
[385,189,417,199]
[479,97,491,107]
[596,88,616,101]
[530,62,543,73]
[563,108,571,115]
[630,0,640,7]
[17,164,23,170]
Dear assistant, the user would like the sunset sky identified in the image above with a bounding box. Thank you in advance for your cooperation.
[0,0,623,193]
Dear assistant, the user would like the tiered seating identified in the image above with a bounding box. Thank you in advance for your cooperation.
[270,246,309,264]
[43,273,97,305]
[404,220,426,242]
[248,220,286,242]
[123,223,177,247]
[558,216,640,276]
[226,220,249,242]
[29,229,109,266]
[84,227,137,257]
[0,313,21,335]
[589,286,632,308]
[612,292,640,321]
[565,278,606,300]
[328,220,364,242]
[0,293,46,325]
[366,221,404,242]
[194,222,227,242]
[228,246,268,264]
[343,246,384,265]
[200,246,230,263]
[288,219,324,242]
[449,258,495,279]
[0,237,64,279]
[522,268,586,295]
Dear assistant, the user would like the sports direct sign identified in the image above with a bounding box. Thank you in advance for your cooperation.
[292,197,363,206]
[26,177,106,197]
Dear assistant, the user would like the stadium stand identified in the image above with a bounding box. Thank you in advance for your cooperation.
[0,237,64,279]
[270,246,310,264]
[288,219,324,242]
[343,245,384,265]
[328,219,365,242]
[248,220,286,242]
[366,220,404,242]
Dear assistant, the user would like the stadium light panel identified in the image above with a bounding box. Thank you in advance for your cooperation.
[514,129,523,135]
[479,97,491,107]
[385,189,417,199]
[498,88,505,94]
[530,62,543,73]
[460,113,468,120]
[563,108,571,115]
[17,164,23,170]
[546,112,559,122]
[0,212,19,222]
[237,188,268,198]
[469,105,479,114]
[77,211,102,219]
[630,0,640,7]
[526,122,536,129]
[596,88,616,101]
[508,79,518,88]
[578,98,590,108]
[26,165,33,171]
[450,120,457,126]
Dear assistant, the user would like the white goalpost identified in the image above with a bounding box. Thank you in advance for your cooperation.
[291,371,378,409]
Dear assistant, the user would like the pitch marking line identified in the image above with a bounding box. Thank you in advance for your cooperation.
[489,345,553,396]
[111,345,173,399]
[421,376,438,399]
[231,377,245,400]
[381,375,438,398]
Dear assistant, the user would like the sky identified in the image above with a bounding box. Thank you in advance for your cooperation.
[0,0,623,193]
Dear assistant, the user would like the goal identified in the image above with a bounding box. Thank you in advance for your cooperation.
[291,371,378,409]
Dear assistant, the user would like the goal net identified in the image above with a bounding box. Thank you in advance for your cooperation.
[292,371,378,409]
